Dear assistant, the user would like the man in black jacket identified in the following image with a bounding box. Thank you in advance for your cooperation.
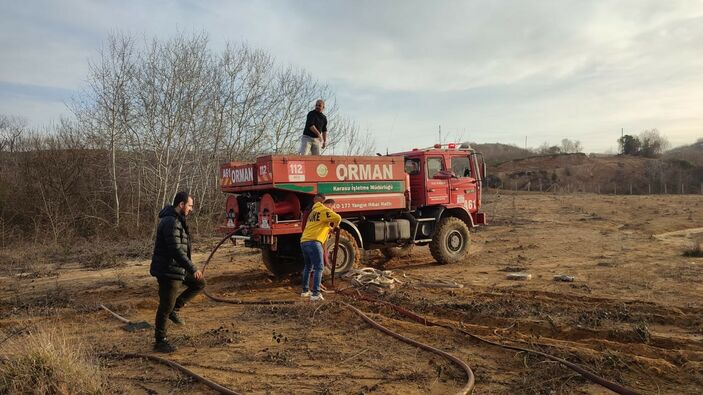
[150,191,205,353]
[299,99,328,155]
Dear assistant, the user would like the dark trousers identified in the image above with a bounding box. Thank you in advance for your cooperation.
[154,274,206,341]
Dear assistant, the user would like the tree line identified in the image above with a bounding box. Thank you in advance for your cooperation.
[534,138,583,155]
[0,33,374,246]
[617,129,669,157]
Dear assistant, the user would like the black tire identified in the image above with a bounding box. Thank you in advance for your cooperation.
[325,229,360,275]
[261,246,302,277]
[381,244,415,259]
[429,217,471,264]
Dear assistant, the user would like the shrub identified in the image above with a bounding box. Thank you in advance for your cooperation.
[0,248,53,277]
[0,329,106,394]
[80,249,123,270]
[683,242,703,258]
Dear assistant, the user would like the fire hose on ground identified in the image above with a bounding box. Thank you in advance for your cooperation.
[198,228,475,395]
[201,229,640,394]
[102,228,642,395]
[102,352,240,395]
[201,229,295,305]
[341,290,642,395]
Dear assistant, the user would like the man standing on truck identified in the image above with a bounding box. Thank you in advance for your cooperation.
[299,99,327,155]
[300,198,341,300]
[150,191,205,353]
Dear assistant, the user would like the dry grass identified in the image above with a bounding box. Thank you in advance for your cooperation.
[0,329,106,394]
[79,249,123,270]
[78,238,152,269]
[0,249,55,278]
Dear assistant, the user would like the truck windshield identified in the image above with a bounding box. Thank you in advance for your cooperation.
[451,156,472,178]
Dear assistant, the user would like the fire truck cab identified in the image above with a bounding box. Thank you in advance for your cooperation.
[398,142,486,221]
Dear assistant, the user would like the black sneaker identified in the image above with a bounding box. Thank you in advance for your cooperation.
[154,339,177,353]
[168,310,185,325]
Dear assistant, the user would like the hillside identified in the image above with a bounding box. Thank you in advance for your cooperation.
[489,152,703,194]
[472,143,532,165]
[663,138,703,166]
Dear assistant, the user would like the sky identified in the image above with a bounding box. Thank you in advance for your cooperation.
[1,0,702,153]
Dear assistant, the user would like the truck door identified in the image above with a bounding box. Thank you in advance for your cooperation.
[449,155,477,212]
[425,156,449,205]
[405,157,424,208]
[470,153,485,211]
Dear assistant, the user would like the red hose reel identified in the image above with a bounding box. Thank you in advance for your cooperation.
[258,193,301,226]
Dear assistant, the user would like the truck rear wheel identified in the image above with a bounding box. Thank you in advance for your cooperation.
[325,229,360,275]
[429,217,470,264]
[261,246,302,277]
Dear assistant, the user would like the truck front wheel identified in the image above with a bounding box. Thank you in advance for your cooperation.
[429,217,471,264]
[325,229,360,275]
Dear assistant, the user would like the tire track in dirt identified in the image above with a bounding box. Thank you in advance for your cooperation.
[366,286,703,390]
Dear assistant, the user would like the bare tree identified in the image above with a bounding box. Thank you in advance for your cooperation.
[73,34,137,228]
[0,114,26,153]
[560,138,583,153]
[536,141,561,155]
[329,117,376,156]
[264,67,331,154]
[7,32,366,241]
[639,129,669,157]
[8,122,95,243]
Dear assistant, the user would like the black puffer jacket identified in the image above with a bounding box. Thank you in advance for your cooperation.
[150,205,197,281]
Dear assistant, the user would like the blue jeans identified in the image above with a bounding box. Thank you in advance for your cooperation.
[301,241,324,296]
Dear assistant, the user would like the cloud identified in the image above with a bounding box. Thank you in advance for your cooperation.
[0,0,701,151]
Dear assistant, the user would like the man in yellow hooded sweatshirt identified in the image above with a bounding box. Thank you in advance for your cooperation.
[300,198,341,301]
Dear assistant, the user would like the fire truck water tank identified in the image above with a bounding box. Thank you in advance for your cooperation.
[359,219,411,243]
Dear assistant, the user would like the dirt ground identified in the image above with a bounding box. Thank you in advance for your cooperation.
[1,192,702,394]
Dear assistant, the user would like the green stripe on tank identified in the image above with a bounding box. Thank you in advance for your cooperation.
[318,181,405,194]
[275,183,315,193]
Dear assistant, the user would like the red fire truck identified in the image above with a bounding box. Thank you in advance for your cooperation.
[220,143,487,276]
